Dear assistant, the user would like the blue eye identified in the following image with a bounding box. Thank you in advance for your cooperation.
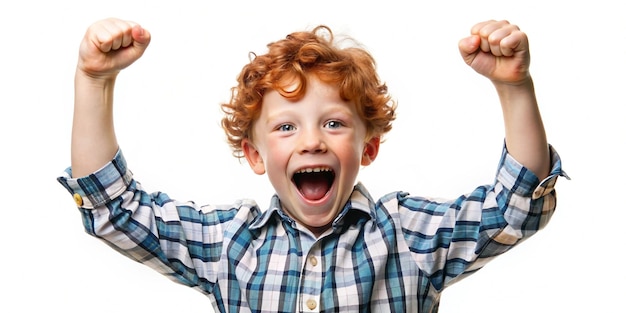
[277,124,295,132]
[325,120,343,129]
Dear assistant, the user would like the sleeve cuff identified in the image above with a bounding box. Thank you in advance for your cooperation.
[56,149,133,209]
[497,144,569,200]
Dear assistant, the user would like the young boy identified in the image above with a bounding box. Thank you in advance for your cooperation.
[59,18,566,312]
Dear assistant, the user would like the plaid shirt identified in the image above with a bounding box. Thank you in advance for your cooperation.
[58,145,566,313]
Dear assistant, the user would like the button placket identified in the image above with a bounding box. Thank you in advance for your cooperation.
[300,243,322,312]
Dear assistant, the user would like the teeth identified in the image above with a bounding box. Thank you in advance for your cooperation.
[296,167,332,174]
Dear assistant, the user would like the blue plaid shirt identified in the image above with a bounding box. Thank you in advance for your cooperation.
[58,145,566,313]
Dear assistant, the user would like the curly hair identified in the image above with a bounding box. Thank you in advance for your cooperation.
[221,25,396,158]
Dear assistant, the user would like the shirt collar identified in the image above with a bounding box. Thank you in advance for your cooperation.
[249,182,376,231]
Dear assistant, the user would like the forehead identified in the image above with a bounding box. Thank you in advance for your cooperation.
[260,78,353,119]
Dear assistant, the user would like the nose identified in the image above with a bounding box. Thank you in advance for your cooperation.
[298,127,327,154]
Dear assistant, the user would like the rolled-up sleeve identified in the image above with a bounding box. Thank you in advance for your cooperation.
[492,144,568,239]
[397,143,568,290]
[56,149,241,296]
[57,149,132,209]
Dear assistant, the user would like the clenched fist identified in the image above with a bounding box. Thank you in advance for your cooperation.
[458,20,530,85]
[77,18,151,79]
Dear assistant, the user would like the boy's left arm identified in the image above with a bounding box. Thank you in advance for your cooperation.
[458,20,550,179]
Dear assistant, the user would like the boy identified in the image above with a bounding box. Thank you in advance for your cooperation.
[59,18,566,312]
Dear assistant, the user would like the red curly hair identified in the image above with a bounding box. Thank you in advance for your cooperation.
[221,25,396,158]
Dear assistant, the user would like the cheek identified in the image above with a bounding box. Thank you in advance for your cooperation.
[263,137,292,167]
[335,142,365,168]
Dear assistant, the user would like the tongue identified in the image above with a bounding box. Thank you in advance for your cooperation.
[299,175,330,201]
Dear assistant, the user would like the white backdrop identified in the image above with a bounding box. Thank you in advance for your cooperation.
[1,1,623,312]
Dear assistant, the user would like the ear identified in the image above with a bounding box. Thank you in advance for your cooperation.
[242,139,266,175]
[361,136,380,166]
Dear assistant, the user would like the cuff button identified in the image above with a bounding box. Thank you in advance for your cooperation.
[73,193,83,206]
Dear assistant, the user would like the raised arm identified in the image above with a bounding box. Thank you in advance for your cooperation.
[71,18,151,177]
[458,20,550,180]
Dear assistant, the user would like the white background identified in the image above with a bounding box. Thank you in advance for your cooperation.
[1,1,623,312]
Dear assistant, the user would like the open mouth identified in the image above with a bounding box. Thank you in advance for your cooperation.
[292,167,335,201]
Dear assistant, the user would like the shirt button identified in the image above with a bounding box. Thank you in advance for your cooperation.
[306,299,317,310]
[309,256,318,267]
[73,193,83,206]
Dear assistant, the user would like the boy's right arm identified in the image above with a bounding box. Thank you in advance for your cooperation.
[71,18,151,177]
[64,20,231,294]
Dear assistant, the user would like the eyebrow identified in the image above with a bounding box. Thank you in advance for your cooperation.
[264,102,355,124]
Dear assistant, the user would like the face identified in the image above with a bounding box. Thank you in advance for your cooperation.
[242,76,379,236]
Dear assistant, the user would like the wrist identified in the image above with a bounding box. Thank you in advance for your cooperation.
[493,76,534,98]
[74,67,118,89]
[75,65,119,85]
